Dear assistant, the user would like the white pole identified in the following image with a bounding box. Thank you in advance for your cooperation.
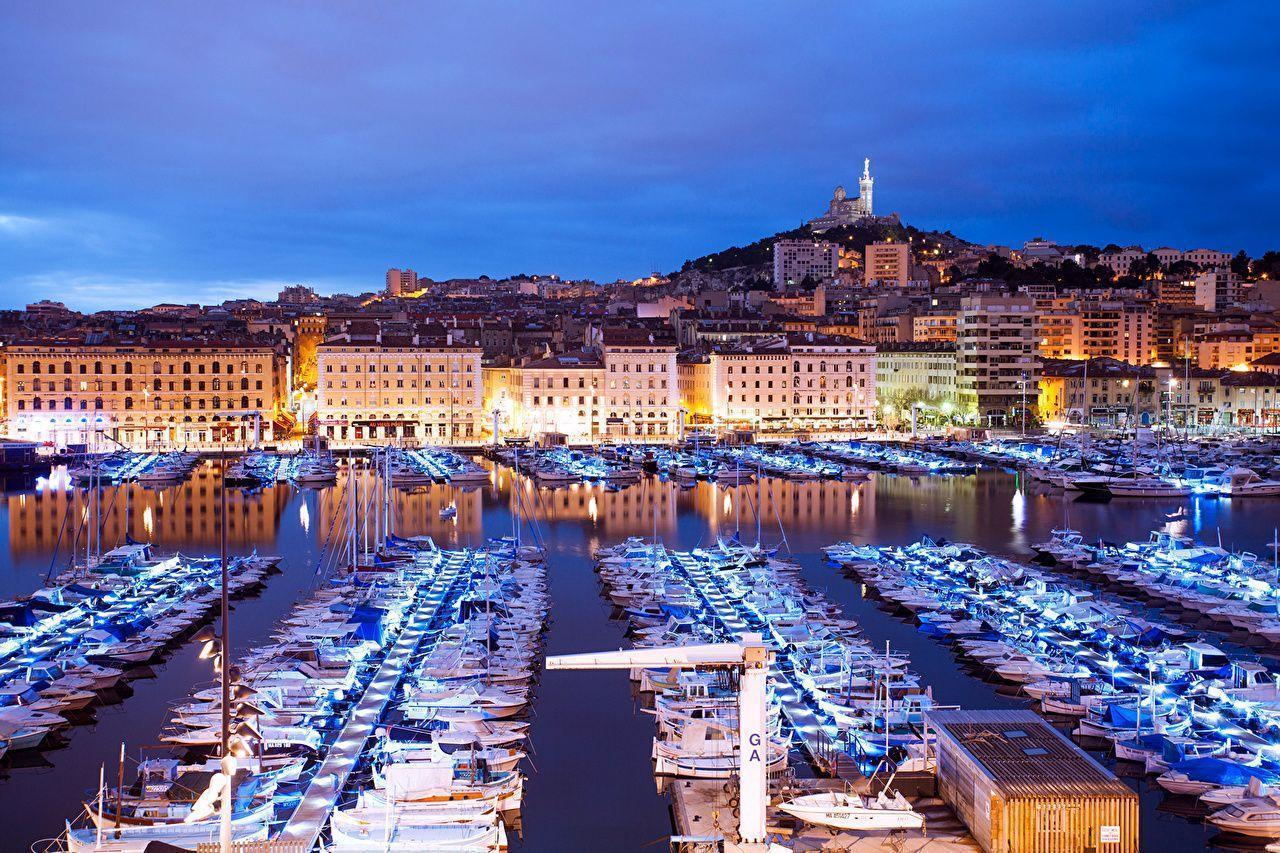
[737,638,769,844]
[96,763,105,847]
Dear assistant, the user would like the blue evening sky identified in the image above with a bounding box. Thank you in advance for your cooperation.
[1,2,1275,310]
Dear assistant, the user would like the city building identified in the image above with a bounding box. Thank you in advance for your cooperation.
[874,342,958,421]
[4,341,288,449]
[1079,300,1155,365]
[497,350,603,444]
[1098,246,1231,277]
[706,333,874,435]
[1038,357,1167,426]
[808,158,874,231]
[1197,327,1258,370]
[315,334,482,444]
[911,312,958,343]
[956,295,1039,425]
[600,330,679,442]
[1194,270,1242,311]
[864,241,910,286]
[771,239,839,289]
[385,268,418,297]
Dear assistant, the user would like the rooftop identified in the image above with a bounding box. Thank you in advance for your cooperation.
[928,709,1134,801]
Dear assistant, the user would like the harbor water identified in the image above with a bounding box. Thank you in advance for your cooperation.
[2,461,1277,851]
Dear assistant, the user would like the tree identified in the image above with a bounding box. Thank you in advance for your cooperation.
[1231,249,1252,278]
[1255,251,1280,279]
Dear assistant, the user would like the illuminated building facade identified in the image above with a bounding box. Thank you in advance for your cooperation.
[3,343,287,449]
[315,338,483,444]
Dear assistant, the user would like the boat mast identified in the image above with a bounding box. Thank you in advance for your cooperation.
[755,459,762,547]
[511,444,520,547]
[734,456,741,540]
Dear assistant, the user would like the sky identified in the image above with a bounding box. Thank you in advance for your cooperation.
[1,1,1276,311]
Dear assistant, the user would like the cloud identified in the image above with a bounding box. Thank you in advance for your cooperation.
[0,213,53,237]
[2,272,361,313]
[1,0,1276,301]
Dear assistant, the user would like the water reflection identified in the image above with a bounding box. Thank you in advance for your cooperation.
[1,461,1278,852]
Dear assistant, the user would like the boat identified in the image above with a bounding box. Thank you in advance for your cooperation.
[778,789,925,831]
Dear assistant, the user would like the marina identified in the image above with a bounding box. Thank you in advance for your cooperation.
[1,451,1278,850]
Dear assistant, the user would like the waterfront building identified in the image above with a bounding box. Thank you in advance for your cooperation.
[3,341,288,449]
[874,342,958,419]
[929,710,1138,853]
[707,333,874,434]
[600,331,679,442]
[957,295,1038,425]
[1037,357,1167,426]
[315,334,482,444]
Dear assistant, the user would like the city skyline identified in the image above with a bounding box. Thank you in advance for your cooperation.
[2,1,1278,312]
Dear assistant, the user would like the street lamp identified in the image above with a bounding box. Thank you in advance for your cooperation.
[1019,371,1028,436]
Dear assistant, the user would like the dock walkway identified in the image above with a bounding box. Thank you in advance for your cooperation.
[669,552,863,781]
[277,550,472,848]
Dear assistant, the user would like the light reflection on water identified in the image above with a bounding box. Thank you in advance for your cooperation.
[0,461,1278,851]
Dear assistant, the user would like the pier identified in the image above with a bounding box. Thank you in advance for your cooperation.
[277,550,471,847]
[667,550,866,781]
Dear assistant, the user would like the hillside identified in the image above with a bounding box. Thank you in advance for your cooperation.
[674,217,972,278]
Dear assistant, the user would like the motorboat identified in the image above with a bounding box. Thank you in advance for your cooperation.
[778,789,925,831]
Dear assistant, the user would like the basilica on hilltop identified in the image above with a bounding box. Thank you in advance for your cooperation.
[809,157,874,232]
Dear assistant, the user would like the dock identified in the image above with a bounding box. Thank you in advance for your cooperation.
[668,551,866,782]
[668,778,979,852]
[276,550,471,847]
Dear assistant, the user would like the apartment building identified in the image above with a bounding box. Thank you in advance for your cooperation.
[771,239,839,288]
[1038,357,1167,426]
[706,334,875,433]
[956,295,1039,425]
[1197,328,1258,370]
[4,341,287,449]
[1079,300,1156,365]
[875,342,958,413]
[600,332,679,442]
[864,241,911,286]
[1195,270,1242,311]
[912,313,958,343]
[499,351,603,444]
[315,336,483,444]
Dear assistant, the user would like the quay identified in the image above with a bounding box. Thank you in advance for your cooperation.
[277,550,471,847]
[668,778,979,852]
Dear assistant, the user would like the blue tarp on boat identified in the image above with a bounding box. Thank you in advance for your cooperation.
[1170,758,1280,786]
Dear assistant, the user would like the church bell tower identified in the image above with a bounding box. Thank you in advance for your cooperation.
[858,157,874,216]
